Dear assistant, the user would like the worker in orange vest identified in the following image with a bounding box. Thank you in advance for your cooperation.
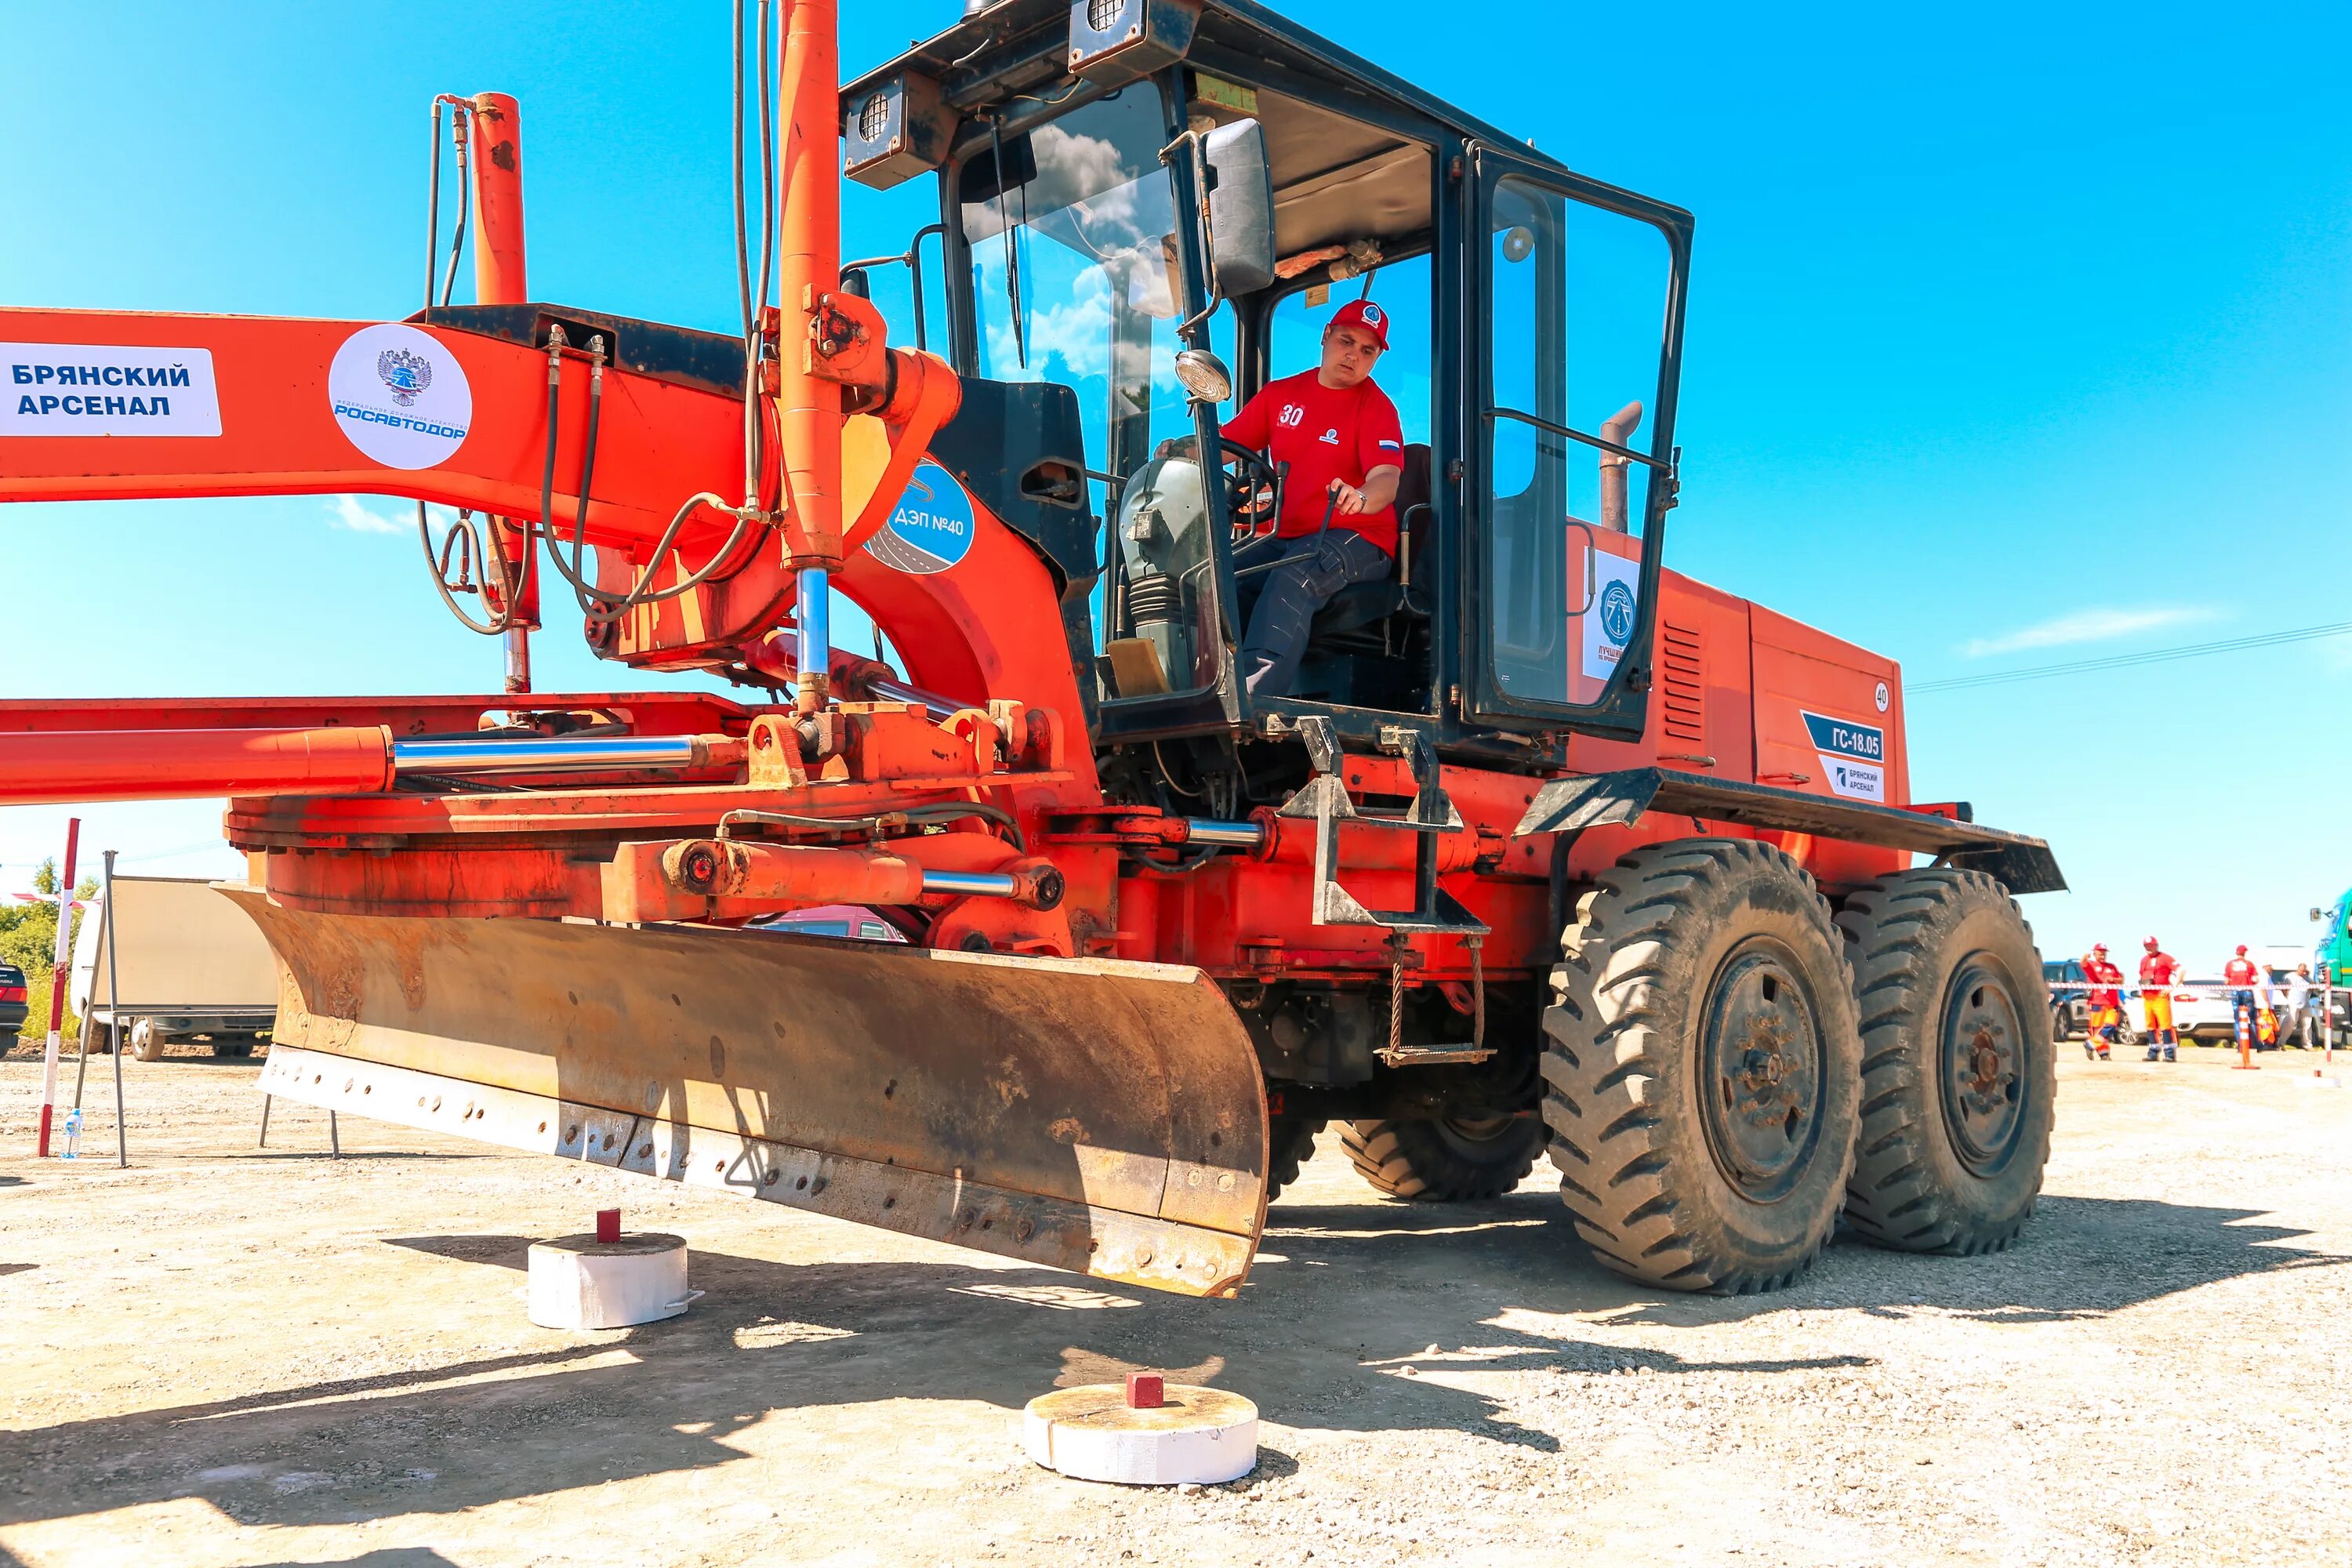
[2082,944,2125,1061]
[2224,944,2263,1070]
[2139,937,2182,1062]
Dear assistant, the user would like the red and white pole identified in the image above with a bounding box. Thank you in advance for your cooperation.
[34,816,79,1158]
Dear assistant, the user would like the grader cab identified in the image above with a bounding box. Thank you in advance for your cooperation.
[0,0,2060,1297]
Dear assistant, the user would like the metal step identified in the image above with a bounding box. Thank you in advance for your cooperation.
[1276,717,1490,935]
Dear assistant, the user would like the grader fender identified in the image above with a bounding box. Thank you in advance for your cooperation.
[228,891,1269,1298]
[1512,768,2067,895]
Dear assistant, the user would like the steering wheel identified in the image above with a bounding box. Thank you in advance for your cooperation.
[1218,442,1284,545]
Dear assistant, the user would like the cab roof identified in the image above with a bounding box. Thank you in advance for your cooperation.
[846,0,1577,183]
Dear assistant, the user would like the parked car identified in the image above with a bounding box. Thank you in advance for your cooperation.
[0,963,27,1033]
[2043,959,2089,1040]
[750,905,907,942]
[2150,978,2255,1044]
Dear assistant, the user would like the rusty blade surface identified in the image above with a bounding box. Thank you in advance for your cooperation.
[223,889,1269,1297]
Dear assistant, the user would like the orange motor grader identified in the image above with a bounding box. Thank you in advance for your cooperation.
[0,0,2062,1298]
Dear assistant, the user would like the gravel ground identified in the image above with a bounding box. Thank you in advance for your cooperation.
[1,1040,2347,1568]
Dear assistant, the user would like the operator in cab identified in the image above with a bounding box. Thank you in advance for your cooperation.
[1218,298,1406,696]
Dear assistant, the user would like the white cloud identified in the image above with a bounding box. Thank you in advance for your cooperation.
[1961,606,2216,660]
[327,495,405,535]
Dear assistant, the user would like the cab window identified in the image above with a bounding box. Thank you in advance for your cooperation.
[1481,175,1677,713]
[1264,255,1432,446]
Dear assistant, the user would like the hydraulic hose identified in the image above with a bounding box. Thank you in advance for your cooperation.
[716,800,1027,853]
[430,17,780,648]
[535,336,765,626]
[418,93,525,639]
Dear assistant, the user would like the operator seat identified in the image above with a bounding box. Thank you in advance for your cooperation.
[1308,442,1432,638]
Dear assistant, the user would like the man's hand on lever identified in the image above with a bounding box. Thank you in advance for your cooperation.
[1328,464,1401,518]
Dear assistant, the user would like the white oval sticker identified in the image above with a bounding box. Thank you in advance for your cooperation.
[328,323,473,470]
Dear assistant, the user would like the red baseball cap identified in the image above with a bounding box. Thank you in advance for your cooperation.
[1328,298,1391,351]
[2143,936,2160,947]
[2092,943,2108,953]
[2235,944,2249,954]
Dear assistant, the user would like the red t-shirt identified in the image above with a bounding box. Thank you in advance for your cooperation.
[1220,370,1406,557]
[2140,952,2182,987]
[2224,957,2258,986]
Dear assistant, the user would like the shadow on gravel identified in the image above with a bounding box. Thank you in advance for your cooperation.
[384,1235,535,1269]
[5,1186,2336,1534]
[237,1152,485,1163]
[247,1555,460,1567]
[1647,1193,2342,1325]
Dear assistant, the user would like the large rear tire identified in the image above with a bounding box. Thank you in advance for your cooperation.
[1342,1115,1544,1200]
[1836,869,2054,1254]
[1265,1115,1326,1202]
[1541,839,1860,1294]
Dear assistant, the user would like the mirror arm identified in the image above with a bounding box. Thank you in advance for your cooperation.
[840,224,944,354]
[1160,128,1225,337]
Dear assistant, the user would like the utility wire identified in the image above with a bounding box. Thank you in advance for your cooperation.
[1912,621,2352,693]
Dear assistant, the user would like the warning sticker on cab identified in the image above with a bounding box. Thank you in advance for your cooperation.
[2,343,222,437]
[1800,710,1886,802]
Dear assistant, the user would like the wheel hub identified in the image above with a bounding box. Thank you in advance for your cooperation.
[1940,958,2027,1174]
[1699,941,1825,1202]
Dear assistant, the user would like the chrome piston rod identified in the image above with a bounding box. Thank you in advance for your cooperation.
[920,869,1019,898]
[391,735,702,775]
[867,675,956,720]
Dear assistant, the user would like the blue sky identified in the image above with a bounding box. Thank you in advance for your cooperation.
[3,2,2347,973]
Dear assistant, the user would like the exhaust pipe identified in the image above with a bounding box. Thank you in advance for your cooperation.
[1599,400,1644,532]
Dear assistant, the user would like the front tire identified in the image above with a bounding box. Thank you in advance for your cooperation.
[1342,1115,1544,1201]
[1836,869,2054,1255]
[1541,839,1861,1294]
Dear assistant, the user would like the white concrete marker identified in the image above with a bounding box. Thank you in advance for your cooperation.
[527,1232,700,1330]
[1023,1375,1258,1486]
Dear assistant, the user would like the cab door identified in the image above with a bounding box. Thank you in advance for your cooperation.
[1462,145,1690,740]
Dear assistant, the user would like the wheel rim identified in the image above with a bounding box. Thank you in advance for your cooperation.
[1940,956,2027,1174]
[1697,938,1826,1203]
[1434,1113,1523,1163]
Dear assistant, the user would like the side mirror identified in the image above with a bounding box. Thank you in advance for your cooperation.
[1200,118,1274,296]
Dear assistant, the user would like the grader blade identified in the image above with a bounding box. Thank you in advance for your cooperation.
[226,890,1269,1297]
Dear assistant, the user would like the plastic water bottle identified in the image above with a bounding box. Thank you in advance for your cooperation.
[60,1107,82,1160]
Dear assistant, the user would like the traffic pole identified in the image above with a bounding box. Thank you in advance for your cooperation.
[102,850,126,1167]
[34,817,80,1158]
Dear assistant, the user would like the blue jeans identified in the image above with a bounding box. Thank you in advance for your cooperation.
[1233,530,1392,697]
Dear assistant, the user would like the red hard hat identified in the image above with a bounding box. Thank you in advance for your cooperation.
[1328,297,1392,351]
[2236,944,2249,954]
[2143,935,2159,947]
